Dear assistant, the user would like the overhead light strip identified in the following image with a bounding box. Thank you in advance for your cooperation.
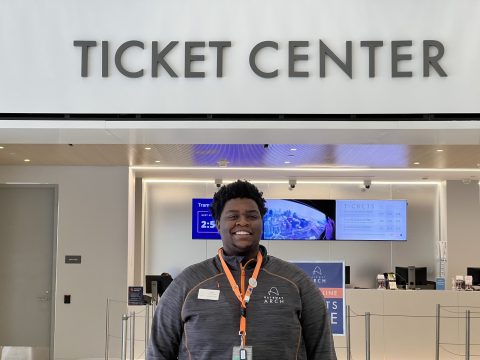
[143,179,440,185]
[132,166,480,173]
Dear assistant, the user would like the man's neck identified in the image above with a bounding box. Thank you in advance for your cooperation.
[222,248,259,263]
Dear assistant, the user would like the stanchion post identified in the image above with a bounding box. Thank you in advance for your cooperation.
[465,310,470,360]
[121,314,128,360]
[346,305,351,360]
[145,304,150,356]
[130,311,136,360]
[436,304,440,360]
[365,312,370,360]
[105,298,110,360]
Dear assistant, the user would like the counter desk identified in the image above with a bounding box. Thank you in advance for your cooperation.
[332,289,480,360]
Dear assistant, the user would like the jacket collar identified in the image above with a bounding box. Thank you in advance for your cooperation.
[216,244,268,271]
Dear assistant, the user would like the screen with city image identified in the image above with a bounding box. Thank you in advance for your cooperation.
[192,198,407,241]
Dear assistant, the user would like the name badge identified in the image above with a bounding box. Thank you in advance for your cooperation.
[232,346,252,360]
[198,288,220,301]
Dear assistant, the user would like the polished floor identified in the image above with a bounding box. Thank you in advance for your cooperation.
[0,347,48,360]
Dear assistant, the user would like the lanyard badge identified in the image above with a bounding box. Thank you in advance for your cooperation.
[232,346,252,360]
[218,248,262,360]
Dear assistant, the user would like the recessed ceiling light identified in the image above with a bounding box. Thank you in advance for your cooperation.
[436,149,444,152]
[290,148,297,151]
[24,159,31,162]
[413,162,420,165]
[284,161,291,164]
[217,159,229,167]
[155,160,161,163]
[0,146,4,149]
[144,147,152,150]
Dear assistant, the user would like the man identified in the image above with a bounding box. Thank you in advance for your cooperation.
[147,180,337,360]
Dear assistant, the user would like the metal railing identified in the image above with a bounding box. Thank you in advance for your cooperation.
[105,298,156,360]
[340,304,480,360]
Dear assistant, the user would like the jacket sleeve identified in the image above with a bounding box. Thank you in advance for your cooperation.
[299,275,337,360]
[146,277,186,360]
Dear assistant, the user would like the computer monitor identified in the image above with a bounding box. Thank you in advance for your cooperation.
[467,267,480,285]
[345,265,350,285]
[395,266,428,288]
[145,274,173,296]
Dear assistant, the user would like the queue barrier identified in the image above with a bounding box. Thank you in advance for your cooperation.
[338,304,480,360]
[105,299,480,359]
[104,298,157,360]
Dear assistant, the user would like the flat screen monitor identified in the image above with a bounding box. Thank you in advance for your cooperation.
[335,200,407,241]
[467,267,480,285]
[345,265,350,285]
[192,198,407,241]
[263,199,336,240]
[395,266,427,287]
[145,274,173,296]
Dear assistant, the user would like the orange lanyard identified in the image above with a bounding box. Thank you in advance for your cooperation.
[218,248,263,346]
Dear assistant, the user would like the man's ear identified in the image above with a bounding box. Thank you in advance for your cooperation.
[216,220,220,230]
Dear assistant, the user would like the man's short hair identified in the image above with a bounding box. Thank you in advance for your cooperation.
[209,180,267,220]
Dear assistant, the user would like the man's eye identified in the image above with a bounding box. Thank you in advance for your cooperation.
[227,215,238,220]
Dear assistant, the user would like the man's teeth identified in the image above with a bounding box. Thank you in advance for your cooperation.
[235,231,250,235]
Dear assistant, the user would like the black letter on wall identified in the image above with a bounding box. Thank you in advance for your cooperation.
[392,41,413,78]
[73,40,97,77]
[289,41,309,77]
[152,41,179,77]
[209,41,231,78]
[185,42,206,78]
[320,40,352,79]
[102,41,109,77]
[249,41,279,78]
[115,41,145,78]
[360,41,383,78]
[423,40,447,77]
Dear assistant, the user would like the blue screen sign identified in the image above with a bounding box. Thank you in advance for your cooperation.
[192,199,220,239]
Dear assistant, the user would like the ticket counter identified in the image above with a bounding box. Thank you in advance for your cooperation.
[333,289,480,360]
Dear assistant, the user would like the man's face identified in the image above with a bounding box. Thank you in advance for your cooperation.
[216,198,263,258]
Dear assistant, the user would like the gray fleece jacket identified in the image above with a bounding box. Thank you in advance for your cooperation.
[147,246,337,360]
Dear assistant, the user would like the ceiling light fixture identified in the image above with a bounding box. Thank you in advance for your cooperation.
[0,146,4,149]
[155,160,161,163]
[436,149,444,152]
[144,147,152,150]
[284,161,291,164]
[413,162,420,165]
[24,159,31,162]
[217,159,229,167]
[131,165,480,173]
[142,178,440,185]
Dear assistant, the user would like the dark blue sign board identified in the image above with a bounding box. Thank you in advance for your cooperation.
[292,261,345,336]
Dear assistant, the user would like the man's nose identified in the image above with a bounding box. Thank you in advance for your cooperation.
[236,216,249,226]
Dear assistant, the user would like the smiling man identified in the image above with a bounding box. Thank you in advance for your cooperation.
[147,180,337,360]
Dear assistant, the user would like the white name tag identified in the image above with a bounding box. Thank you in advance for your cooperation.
[198,289,220,301]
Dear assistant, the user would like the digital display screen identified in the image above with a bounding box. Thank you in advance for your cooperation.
[191,198,220,240]
[191,198,407,241]
[263,199,335,240]
[336,200,407,241]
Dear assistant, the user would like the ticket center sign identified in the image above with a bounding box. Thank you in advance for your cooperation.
[1,0,480,113]
[292,261,345,336]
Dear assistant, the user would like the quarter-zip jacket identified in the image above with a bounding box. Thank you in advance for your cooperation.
[147,246,337,360]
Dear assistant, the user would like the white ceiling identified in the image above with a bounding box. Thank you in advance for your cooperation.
[1,119,480,182]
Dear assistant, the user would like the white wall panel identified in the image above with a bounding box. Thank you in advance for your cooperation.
[0,0,479,113]
[145,182,439,288]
